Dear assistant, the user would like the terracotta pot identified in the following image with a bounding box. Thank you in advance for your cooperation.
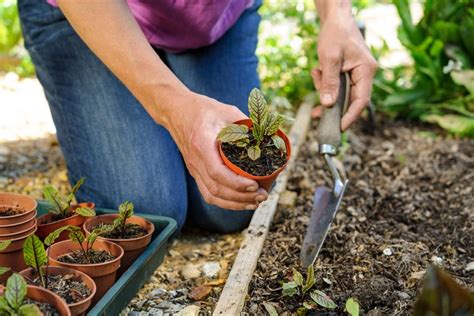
[0,227,37,283]
[0,284,71,315]
[20,266,96,316]
[0,220,36,240]
[37,202,95,242]
[218,119,291,191]
[83,214,154,276]
[47,239,123,304]
[0,192,37,225]
[0,211,37,235]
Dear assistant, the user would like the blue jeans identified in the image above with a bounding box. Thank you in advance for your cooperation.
[18,0,261,233]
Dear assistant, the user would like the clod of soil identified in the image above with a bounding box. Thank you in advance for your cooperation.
[44,211,74,223]
[57,249,115,264]
[0,207,24,216]
[94,223,147,239]
[29,273,91,304]
[221,136,286,176]
[245,118,473,315]
[24,298,59,316]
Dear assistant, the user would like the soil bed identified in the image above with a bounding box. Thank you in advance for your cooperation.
[221,137,285,176]
[28,274,91,304]
[44,211,73,223]
[244,118,473,315]
[58,249,115,264]
[24,298,59,316]
[0,207,23,216]
[94,223,147,239]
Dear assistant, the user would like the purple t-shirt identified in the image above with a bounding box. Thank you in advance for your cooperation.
[47,0,253,52]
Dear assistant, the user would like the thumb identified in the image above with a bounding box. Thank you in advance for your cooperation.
[319,52,342,107]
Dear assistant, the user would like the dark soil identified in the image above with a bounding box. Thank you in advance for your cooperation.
[58,249,115,264]
[0,207,24,216]
[24,298,59,316]
[94,223,148,239]
[44,211,74,223]
[244,118,473,315]
[29,273,91,304]
[221,136,286,176]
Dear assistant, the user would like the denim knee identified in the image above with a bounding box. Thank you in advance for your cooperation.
[188,203,254,234]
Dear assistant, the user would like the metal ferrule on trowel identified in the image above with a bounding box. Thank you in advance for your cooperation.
[300,72,351,268]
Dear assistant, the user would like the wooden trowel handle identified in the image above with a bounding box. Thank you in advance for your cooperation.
[317,72,351,150]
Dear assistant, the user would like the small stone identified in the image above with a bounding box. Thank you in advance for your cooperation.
[148,308,164,316]
[466,262,474,271]
[149,288,167,299]
[181,263,201,279]
[176,305,200,316]
[383,248,393,256]
[188,286,212,301]
[430,255,443,264]
[202,262,220,278]
[397,291,410,300]
[128,312,140,316]
[279,190,297,207]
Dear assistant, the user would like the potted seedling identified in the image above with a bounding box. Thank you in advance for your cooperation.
[37,177,96,242]
[217,88,292,191]
[0,272,71,315]
[20,235,96,316]
[83,201,154,276]
[45,225,123,303]
[0,192,37,235]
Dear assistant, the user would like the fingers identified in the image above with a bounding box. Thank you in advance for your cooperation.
[341,63,377,130]
[317,49,342,107]
[311,106,322,119]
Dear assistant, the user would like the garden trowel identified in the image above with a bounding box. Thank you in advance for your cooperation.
[300,72,350,268]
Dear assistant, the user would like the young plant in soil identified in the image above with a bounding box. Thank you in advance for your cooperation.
[45,225,115,264]
[217,88,291,176]
[23,235,91,304]
[275,265,360,315]
[43,177,95,222]
[93,201,147,239]
[0,273,43,316]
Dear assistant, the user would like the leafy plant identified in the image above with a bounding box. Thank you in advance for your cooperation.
[0,273,41,316]
[43,177,95,219]
[0,0,21,54]
[45,225,99,263]
[108,201,134,238]
[281,265,337,314]
[22,235,48,288]
[217,88,290,160]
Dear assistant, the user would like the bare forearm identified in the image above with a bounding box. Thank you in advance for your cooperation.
[315,0,352,23]
[56,0,190,129]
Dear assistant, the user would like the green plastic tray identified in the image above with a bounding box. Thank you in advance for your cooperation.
[36,201,177,316]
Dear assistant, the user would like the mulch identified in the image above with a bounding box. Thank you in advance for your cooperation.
[245,117,474,315]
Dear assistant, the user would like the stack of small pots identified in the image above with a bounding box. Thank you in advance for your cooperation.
[0,192,37,280]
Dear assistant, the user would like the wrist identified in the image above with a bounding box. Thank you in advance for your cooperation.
[317,0,352,24]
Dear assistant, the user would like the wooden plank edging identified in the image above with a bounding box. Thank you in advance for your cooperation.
[213,100,314,315]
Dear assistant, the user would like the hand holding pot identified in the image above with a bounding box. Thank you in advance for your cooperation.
[165,92,268,211]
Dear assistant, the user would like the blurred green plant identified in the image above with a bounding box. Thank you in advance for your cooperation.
[0,0,34,77]
[373,0,474,137]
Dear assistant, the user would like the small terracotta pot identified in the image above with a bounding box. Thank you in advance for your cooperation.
[0,210,36,235]
[37,202,95,242]
[0,227,37,283]
[20,266,96,316]
[0,192,37,225]
[83,214,154,276]
[0,220,36,240]
[47,239,123,304]
[218,119,291,191]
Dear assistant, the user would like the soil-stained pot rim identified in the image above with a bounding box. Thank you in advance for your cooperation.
[83,214,155,243]
[0,192,37,223]
[0,284,72,316]
[218,119,291,180]
[0,210,37,229]
[1,227,37,252]
[47,239,124,269]
[37,202,95,227]
[0,219,37,239]
[19,266,97,311]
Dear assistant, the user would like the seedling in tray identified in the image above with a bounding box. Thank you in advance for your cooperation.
[94,201,147,239]
[45,225,114,264]
[0,273,42,315]
[43,177,95,221]
[217,88,291,176]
